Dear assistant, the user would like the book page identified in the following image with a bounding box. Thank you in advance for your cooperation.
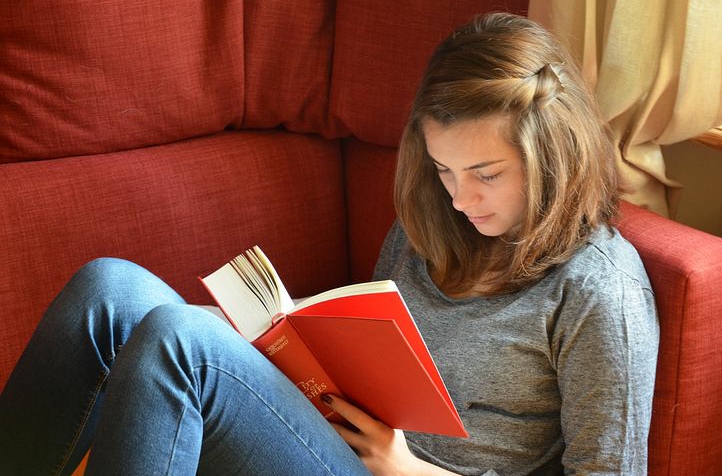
[248,246,295,313]
[201,264,273,341]
[201,246,295,341]
[292,280,397,313]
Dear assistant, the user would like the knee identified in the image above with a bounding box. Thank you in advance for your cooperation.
[133,304,220,345]
[70,258,182,305]
[72,257,147,292]
[128,304,246,360]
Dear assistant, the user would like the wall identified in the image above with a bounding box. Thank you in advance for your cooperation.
[663,140,722,237]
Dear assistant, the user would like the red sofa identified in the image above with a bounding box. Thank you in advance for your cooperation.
[2,1,722,474]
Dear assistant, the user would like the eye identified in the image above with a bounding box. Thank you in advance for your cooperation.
[433,163,450,175]
[477,171,501,183]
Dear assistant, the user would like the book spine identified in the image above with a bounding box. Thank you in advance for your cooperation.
[252,317,344,423]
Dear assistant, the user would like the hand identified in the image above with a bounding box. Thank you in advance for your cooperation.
[321,393,418,475]
[322,394,455,476]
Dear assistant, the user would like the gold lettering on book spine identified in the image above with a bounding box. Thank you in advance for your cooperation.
[265,335,289,356]
[296,378,328,401]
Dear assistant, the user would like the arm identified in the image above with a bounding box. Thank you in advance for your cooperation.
[554,273,658,474]
[322,394,461,476]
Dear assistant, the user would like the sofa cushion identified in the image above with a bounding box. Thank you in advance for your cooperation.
[0,130,349,391]
[0,1,245,163]
[242,1,336,136]
[330,0,529,147]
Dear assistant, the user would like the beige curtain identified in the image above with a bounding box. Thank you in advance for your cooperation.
[528,0,722,217]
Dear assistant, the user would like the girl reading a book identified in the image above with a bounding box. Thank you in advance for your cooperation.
[0,12,657,476]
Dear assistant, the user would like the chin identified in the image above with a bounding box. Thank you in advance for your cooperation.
[473,221,519,238]
[473,226,507,237]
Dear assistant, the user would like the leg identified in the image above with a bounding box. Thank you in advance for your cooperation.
[86,304,370,476]
[0,258,185,476]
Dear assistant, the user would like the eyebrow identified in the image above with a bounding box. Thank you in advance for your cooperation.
[431,158,505,171]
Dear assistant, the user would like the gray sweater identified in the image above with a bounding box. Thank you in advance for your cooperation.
[373,222,659,476]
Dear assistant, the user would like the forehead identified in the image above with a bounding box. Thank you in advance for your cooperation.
[422,115,519,165]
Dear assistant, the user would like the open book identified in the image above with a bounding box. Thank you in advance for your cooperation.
[200,246,467,438]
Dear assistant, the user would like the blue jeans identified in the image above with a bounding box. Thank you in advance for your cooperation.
[0,258,370,475]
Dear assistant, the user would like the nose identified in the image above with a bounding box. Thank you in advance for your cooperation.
[451,177,481,212]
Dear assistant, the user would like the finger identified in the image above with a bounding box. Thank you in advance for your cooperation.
[322,394,385,435]
[329,422,367,450]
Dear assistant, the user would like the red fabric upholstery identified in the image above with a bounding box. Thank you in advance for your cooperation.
[618,202,722,475]
[0,131,348,390]
[242,1,336,135]
[343,139,398,282]
[0,2,245,163]
[330,0,529,146]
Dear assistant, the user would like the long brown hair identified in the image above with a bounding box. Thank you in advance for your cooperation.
[395,13,619,296]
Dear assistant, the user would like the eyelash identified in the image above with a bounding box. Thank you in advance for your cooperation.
[477,172,500,182]
[436,168,500,183]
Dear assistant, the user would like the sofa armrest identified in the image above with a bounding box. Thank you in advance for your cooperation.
[617,201,722,474]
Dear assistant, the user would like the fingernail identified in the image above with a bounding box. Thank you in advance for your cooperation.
[321,394,333,405]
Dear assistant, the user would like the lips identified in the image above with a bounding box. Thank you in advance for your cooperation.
[467,214,494,224]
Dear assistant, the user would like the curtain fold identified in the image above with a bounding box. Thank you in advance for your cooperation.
[529,0,722,217]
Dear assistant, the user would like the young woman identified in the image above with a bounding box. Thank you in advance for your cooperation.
[0,13,658,476]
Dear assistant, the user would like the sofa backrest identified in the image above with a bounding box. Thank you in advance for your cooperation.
[1,0,528,164]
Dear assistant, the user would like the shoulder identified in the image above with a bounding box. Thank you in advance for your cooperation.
[558,226,652,295]
[544,226,657,346]
[536,226,657,341]
[373,220,413,280]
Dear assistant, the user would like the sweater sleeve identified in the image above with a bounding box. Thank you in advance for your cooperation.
[552,269,659,475]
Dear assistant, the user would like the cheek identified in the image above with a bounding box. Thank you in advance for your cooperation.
[512,184,528,217]
[502,177,527,215]
[513,193,527,218]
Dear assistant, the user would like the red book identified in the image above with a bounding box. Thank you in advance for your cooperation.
[200,246,467,438]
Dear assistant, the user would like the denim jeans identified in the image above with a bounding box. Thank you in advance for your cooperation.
[0,258,370,476]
